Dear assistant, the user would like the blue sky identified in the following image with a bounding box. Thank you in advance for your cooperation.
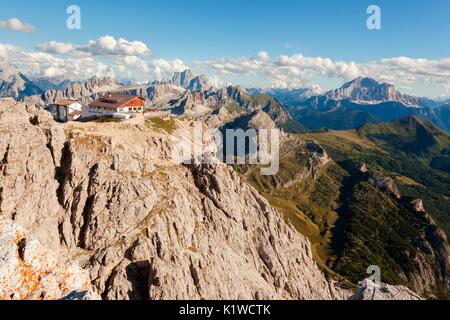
[1,0,450,97]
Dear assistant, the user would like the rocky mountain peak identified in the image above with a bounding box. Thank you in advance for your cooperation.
[0,62,43,99]
[352,279,423,300]
[247,87,321,106]
[170,69,212,92]
[325,77,424,107]
[42,75,119,104]
[0,100,340,300]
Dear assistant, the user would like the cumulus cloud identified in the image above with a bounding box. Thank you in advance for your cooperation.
[4,40,450,96]
[35,41,78,56]
[194,52,450,90]
[36,36,150,57]
[0,43,22,58]
[2,42,187,83]
[257,51,270,61]
[115,55,150,73]
[146,58,189,80]
[112,55,188,81]
[0,43,115,79]
[0,18,36,32]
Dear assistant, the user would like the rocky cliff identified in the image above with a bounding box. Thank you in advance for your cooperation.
[0,63,43,100]
[21,76,119,109]
[170,69,212,92]
[0,99,337,300]
[352,279,423,300]
[324,77,429,107]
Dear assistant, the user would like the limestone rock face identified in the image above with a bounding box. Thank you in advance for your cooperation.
[352,279,423,300]
[306,141,331,173]
[367,173,401,199]
[0,100,335,300]
[325,77,425,107]
[0,99,65,251]
[0,220,99,300]
[354,162,369,174]
[410,199,426,212]
[0,63,43,100]
[43,76,118,104]
[57,131,333,299]
[170,70,212,92]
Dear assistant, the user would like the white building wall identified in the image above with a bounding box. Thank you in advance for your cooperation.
[53,102,82,122]
[82,106,118,118]
[81,103,143,119]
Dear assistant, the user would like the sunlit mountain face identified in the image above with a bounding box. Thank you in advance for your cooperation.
[0,0,449,302]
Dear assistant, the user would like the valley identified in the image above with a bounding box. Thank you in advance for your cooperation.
[237,117,450,298]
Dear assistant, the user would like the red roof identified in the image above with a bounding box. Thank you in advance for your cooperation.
[54,99,79,106]
[89,93,145,109]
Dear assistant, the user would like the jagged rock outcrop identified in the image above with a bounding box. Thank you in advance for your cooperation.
[221,110,277,132]
[367,173,401,199]
[353,162,369,174]
[248,87,320,106]
[33,76,73,92]
[410,199,426,213]
[145,83,186,103]
[244,111,277,130]
[412,214,450,294]
[204,106,234,128]
[0,62,43,100]
[0,220,99,300]
[352,279,423,300]
[170,70,212,92]
[0,100,335,300]
[325,77,430,107]
[306,142,331,175]
[171,91,211,116]
[43,76,118,104]
[21,76,119,110]
[0,98,64,251]
[346,162,401,199]
[57,129,333,300]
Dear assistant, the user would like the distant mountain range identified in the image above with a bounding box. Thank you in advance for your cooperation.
[1,62,449,132]
[240,115,450,297]
[324,77,439,108]
[1,62,449,299]
[0,62,43,99]
[32,76,74,91]
[170,69,212,92]
[283,77,450,131]
[247,87,320,106]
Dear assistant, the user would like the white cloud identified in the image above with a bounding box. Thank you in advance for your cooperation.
[257,51,270,61]
[3,40,450,97]
[146,58,188,80]
[0,18,36,32]
[36,36,150,57]
[0,43,22,59]
[195,52,450,90]
[83,36,150,56]
[115,55,150,73]
[35,41,78,56]
[208,75,225,88]
[1,42,187,83]
[113,56,188,81]
[0,43,114,80]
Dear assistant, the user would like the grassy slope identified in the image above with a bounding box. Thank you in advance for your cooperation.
[238,118,450,294]
[302,119,450,235]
